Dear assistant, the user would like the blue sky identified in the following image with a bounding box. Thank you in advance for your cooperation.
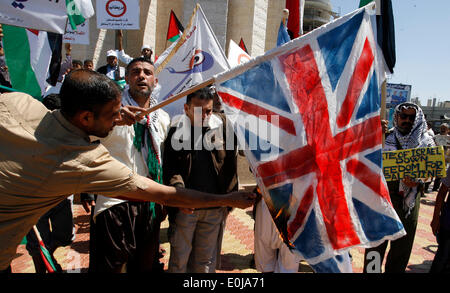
[329,0,450,106]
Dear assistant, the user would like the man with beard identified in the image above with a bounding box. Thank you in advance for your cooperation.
[363,102,435,273]
[0,69,255,273]
[89,57,171,272]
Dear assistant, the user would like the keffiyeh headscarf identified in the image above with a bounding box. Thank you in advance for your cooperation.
[384,102,435,218]
[122,87,163,223]
[384,102,435,151]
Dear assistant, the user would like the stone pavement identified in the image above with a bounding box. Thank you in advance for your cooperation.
[10,188,440,273]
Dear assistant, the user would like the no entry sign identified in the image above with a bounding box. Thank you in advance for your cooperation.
[96,0,140,30]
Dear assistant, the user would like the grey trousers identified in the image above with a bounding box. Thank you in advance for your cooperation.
[168,207,227,273]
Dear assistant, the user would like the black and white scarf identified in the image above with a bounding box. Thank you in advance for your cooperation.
[384,102,435,218]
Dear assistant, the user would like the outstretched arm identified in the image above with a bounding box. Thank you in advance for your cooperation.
[116,30,133,64]
[118,175,256,210]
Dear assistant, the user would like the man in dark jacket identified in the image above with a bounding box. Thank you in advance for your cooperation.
[163,87,238,273]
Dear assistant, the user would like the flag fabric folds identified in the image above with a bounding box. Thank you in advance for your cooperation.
[239,38,248,54]
[66,0,95,30]
[0,0,68,34]
[214,4,405,267]
[2,25,62,99]
[285,0,306,38]
[166,10,185,42]
[277,21,291,47]
[359,0,396,73]
[155,4,229,117]
[228,40,251,68]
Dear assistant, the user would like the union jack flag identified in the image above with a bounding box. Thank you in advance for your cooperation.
[215,4,405,269]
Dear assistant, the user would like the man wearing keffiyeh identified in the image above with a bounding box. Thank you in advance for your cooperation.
[89,57,171,272]
[364,102,435,273]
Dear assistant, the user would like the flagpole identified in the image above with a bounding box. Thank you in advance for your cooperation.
[0,84,22,93]
[381,80,387,146]
[155,5,199,76]
[33,225,56,273]
[139,77,216,115]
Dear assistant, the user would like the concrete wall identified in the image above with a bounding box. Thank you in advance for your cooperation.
[183,0,229,51]
[226,0,255,56]
[66,0,289,67]
[265,0,286,52]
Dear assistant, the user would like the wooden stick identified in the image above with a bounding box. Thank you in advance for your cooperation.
[139,77,216,116]
[381,80,387,147]
[33,225,43,242]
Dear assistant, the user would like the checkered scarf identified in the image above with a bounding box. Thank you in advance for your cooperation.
[384,102,435,218]
[384,102,435,151]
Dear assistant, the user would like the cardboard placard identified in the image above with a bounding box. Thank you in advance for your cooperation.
[382,146,446,181]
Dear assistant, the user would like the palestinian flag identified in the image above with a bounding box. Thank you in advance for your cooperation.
[66,0,95,30]
[359,0,396,73]
[2,25,62,100]
[166,10,184,42]
[239,38,248,54]
[33,226,57,273]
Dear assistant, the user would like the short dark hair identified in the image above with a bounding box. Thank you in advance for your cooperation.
[186,86,214,104]
[125,57,154,76]
[72,60,83,67]
[59,69,121,118]
[42,94,61,110]
[84,59,93,65]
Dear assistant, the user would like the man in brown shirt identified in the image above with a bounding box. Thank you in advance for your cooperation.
[0,69,255,272]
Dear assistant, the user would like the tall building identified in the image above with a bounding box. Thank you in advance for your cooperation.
[303,0,337,33]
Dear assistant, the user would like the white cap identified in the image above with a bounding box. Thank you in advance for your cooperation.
[106,50,118,58]
[141,44,152,51]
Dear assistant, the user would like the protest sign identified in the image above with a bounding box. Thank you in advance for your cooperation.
[386,83,411,108]
[383,146,446,181]
[96,0,140,30]
[64,19,90,45]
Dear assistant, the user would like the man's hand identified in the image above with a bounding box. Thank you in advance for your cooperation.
[65,43,71,55]
[381,119,388,133]
[225,191,257,209]
[116,105,147,126]
[117,30,123,51]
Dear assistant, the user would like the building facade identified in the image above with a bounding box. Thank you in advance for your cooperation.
[70,0,287,68]
[69,0,336,69]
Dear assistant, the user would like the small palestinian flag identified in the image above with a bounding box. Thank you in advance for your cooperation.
[239,38,248,54]
[166,10,184,42]
[33,226,57,273]
[2,25,62,100]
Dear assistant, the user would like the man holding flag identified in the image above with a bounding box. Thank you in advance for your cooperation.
[0,69,255,273]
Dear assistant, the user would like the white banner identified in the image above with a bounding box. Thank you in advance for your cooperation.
[64,19,90,45]
[227,39,251,68]
[96,0,140,30]
[154,4,230,117]
[0,0,67,34]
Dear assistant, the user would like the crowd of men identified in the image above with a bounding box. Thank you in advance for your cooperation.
[0,36,449,274]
